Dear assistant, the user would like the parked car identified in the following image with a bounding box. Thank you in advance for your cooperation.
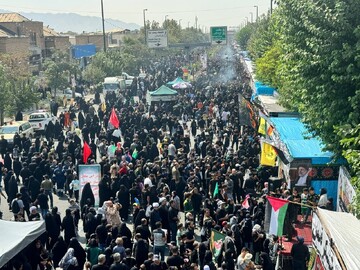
[0,121,34,147]
[28,110,57,132]
[55,88,82,100]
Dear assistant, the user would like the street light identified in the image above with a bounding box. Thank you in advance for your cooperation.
[143,9,148,44]
[249,12,253,23]
[254,5,259,21]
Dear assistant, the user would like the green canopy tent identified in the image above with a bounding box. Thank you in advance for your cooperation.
[166,77,187,87]
[147,85,178,102]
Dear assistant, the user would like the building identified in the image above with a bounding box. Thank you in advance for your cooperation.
[0,28,30,57]
[106,28,131,47]
[0,12,71,73]
[0,13,44,67]
[43,26,71,57]
[75,33,107,52]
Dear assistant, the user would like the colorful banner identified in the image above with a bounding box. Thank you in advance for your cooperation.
[78,164,101,207]
[260,142,277,167]
[337,166,355,213]
[210,229,226,261]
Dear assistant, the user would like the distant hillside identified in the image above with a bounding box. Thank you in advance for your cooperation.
[5,11,140,33]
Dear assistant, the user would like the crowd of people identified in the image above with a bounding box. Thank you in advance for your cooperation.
[0,47,315,270]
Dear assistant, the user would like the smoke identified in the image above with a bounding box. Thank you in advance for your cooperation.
[209,45,237,84]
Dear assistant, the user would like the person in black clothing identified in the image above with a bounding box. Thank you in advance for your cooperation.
[96,218,108,249]
[166,246,184,269]
[62,209,77,245]
[91,254,109,270]
[69,237,86,270]
[168,200,179,242]
[135,218,151,242]
[133,233,149,267]
[109,253,128,270]
[150,254,167,270]
[34,188,50,219]
[291,237,309,270]
[122,248,136,269]
[51,236,67,268]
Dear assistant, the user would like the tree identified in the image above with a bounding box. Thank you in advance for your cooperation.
[235,24,255,50]
[0,54,39,124]
[43,51,78,97]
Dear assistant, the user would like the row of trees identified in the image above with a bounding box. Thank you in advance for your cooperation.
[236,0,360,213]
[83,19,208,83]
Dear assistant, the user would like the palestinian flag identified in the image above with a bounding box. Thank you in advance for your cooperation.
[267,196,289,236]
[210,229,226,261]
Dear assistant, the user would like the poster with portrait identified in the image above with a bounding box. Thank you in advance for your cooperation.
[289,159,312,190]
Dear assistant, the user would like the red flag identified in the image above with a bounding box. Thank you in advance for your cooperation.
[109,108,120,129]
[83,141,92,164]
[242,194,250,209]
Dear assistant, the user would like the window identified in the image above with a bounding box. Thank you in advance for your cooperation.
[30,32,37,46]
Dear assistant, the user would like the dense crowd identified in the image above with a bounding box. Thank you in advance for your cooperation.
[0,47,314,270]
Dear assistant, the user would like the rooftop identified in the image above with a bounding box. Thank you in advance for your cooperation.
[0,13,29,23]
[43,26,60,37]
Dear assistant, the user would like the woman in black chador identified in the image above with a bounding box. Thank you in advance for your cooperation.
[80,182,95,210]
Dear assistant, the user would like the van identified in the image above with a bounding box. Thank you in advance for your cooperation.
[102,77,126,95]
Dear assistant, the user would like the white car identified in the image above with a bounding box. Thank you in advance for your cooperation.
[28,111,57,132]
[64,88,82,99]
[121,72,135,88]
[0,121,34,147]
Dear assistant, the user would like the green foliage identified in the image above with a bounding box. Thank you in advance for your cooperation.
[82,20,208,85]
[242,0,360,209]
[0,56,39,123]
[255,42,282,88]
[43,50,79,96]
[235,24,255,50]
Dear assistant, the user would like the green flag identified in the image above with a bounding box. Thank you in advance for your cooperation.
[132,148,138,159]
[210,229,226,261]
[213,182,219,198]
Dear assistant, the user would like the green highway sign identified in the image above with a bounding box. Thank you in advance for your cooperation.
[210,26,227,45]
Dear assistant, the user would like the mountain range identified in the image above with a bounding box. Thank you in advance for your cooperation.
[0,9,140,33]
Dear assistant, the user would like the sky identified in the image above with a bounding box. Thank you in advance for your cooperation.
[1,0,274,30]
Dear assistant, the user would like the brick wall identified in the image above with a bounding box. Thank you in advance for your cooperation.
[0,36,30,57]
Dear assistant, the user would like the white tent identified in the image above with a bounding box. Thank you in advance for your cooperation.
[317,208,360,269]
[0,220,46,268]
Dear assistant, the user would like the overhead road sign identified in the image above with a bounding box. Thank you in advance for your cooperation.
[147,29,168,48]
[210,26,227,45]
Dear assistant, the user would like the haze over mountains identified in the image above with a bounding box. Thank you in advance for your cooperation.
[0,9,140,33]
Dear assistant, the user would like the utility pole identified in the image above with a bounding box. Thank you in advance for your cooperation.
[250,12,253,23]
[270,0,273,14]
[143,9,147,44]
[195,16,198,30]
[101,0,106,52]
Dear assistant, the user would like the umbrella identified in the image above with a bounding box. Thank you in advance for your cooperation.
[172,82,192,89]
